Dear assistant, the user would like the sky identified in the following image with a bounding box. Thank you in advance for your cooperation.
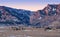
[0,0,60,11]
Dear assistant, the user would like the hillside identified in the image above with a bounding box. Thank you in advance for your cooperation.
[0,4,60,27]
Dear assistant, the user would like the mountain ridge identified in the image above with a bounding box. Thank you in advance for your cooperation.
[0,4,60,27]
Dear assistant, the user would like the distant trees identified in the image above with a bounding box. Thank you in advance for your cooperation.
[11,26,25,31]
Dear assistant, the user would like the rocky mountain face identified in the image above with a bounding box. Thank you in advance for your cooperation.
[31,4,60,28]
[0,4,60,27]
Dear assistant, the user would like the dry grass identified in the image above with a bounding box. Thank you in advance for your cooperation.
[0,27,60,37]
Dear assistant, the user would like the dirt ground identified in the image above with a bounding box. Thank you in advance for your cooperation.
[0,26,60,37]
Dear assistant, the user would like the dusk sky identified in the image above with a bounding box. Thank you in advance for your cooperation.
[0,0,60,11]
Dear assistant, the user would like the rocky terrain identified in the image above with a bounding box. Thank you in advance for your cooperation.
[0,4,60,37]
[0,4,60,28]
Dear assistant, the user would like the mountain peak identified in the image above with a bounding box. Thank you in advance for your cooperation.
[0,4,60,27]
